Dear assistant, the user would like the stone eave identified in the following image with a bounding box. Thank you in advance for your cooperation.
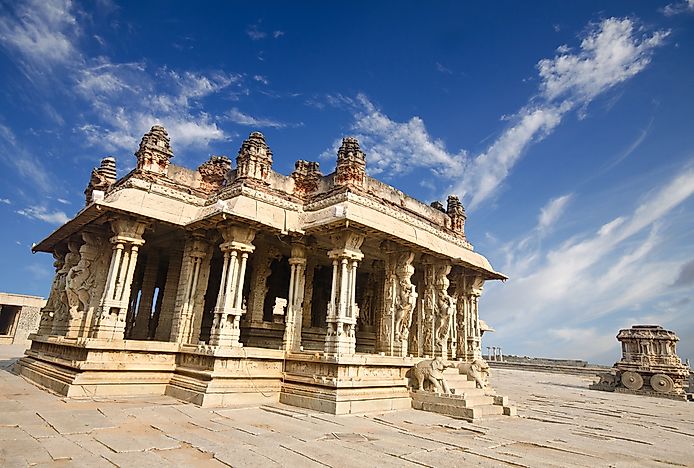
[185,187,304,235]
[301,197,506,281]
[32,203,106,253]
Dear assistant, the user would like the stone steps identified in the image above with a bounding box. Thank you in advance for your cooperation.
[409,367,516,422]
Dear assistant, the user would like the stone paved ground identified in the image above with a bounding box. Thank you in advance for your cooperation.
[1,344,692,467]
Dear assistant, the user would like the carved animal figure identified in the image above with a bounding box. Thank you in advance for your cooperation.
[409,357,452,394]
[457,358,490,389]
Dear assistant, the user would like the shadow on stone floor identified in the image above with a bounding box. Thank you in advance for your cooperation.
[0,357,20,371]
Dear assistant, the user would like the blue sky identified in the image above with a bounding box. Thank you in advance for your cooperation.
[1,1,693,364]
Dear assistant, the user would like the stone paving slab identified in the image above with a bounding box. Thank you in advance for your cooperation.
[2,345,694,467]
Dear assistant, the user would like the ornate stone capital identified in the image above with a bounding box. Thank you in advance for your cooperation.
[328,231,364,260]
[109,217,148,245]
[218,224,256,253]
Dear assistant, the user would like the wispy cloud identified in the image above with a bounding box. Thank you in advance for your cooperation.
[459,18,668,208]
[226,108,295,129]
[0,123,54,191]
[246,23,266,40]
[435,62,453,74]
[0,0,80,73]
[662,0,694,16]
[538,194,572,232]
[0,198,11,205]
[16,205,70,224]
[321,94,466,178]
[484,165,694,361]
[325,18,667,210]
[0,2,244,157]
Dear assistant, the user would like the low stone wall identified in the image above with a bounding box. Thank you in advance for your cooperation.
[489,360,610,376]
[0,293,45,346]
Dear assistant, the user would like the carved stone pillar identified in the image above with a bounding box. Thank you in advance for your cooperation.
[170,233,212,344]
[51,240,81,336]
[37,251,65,335]
[414,258,454,358]
[468,276,484,360]
[65,232,110,338]
[91,218,148,340]
[454,274,484,361]
[209,225,256,347]
[283,242,307,352]
[433,262,454,359]
[377,245,417,357]
[324,232,364,356]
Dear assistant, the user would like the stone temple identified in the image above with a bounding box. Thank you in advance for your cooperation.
[16,126,508,416]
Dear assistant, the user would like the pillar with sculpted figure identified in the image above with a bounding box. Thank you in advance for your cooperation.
[37,250,65,335]
[324,231,364,356]
[415,257,454,359]
[377,243,417,357]
[51,239,81,336]
[170,232,213,344]
[64,231,110,338]
[454,274,485,361]
[91,218,148,340]
[209,225,256,347]
[283,241,307,352]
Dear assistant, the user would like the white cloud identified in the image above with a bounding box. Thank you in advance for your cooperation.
[16,206,70,224]
[538,194,572,231]
[458,18,667,209]
[662,0,694,16]
[273,31,284,39]
[483,166,694,361]
[226,108,291,129]
[325,94,467,178]
[459,103,569,208]
[0,0,80,69]
[0,198,11,204]
[327,18,666,210]
[253,75,269,85]
[72,59,242,154]
[246,23,266,40]
[0,123,54,191]
[537,19,668,103]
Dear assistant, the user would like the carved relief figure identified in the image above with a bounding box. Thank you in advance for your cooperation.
[55,241,81,329]
[393,252,416,342]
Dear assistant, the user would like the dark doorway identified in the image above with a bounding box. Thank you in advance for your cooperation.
[0,305,19,335]
[262,257,290,321]
[310,265,332,327]
[200,251,223,343]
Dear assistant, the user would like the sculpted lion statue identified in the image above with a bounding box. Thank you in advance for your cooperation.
[457,358,490,389]
[409,357,452,394]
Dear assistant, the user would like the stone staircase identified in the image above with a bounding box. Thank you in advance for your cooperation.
[410,368,515,422]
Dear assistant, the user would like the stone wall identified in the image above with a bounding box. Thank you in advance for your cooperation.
[0,293,46,346]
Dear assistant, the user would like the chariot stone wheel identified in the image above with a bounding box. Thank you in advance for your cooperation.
[621,371,643,390]
[650,374,675,393]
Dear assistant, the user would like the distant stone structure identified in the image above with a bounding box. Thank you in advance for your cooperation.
[0,293,45,346]
[16,126,508,415]
[591,325,692,400]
